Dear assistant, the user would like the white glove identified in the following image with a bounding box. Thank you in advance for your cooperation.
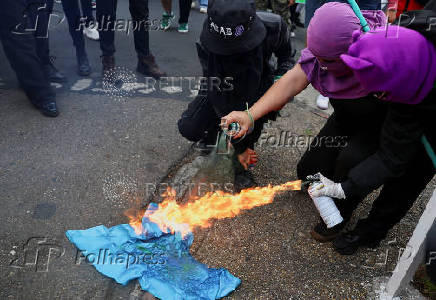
[308,173,346,199]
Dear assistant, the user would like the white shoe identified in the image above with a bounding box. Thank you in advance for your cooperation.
[191,1,198,8]
[83,23,99,41]
[199,6,207,13]
[316,94,329,110]
[290,31,296,38]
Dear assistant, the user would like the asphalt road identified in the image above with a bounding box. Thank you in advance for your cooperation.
[0,1,307,299]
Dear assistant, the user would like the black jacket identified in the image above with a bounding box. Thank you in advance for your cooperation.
[196,11,295,80]
[342,88,436,198]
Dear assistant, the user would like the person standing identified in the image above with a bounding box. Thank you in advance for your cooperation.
[0,0,59,117]
[60,0,98,76]
[96,0,166,79]
[160,0,193,33]
[26,0,67,83]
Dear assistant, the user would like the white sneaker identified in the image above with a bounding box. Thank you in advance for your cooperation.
[316,94,329,110]
[199,6,207,13]
[290,31,296,38]
[83,23,99,41]
[191,1,198,8]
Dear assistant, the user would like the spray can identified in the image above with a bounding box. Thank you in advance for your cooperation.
[223,122,241,137]
[310,182,344,228]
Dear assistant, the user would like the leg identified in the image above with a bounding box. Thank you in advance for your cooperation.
[296,114,345,180]
[179,0,192,24]
[0,0,57,116]
[354,147,435,242]
[60,0,86,52]
[129,0,150,57]
[131,0,166,78]
[61,0,91,76]
[96,0,117,56]
[334,147,434,255]
[161,0,172,13]
[80,0,95,23]
[27,0,52,65]
[332,130,381,220]
[178,95,220,144]
[199,0,208,7]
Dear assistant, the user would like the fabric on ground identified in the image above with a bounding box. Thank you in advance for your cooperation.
[66,203,241,300]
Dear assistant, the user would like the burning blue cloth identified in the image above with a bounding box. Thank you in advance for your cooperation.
[66,203,240,300]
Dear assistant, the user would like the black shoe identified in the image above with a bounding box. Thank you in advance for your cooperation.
[234,169,257,192]
[137,54,167,79]
[77,52,91,76]
[33,101,59,117]
[43,58,67,83]
[310,219,345,243]
[333,231,380,255]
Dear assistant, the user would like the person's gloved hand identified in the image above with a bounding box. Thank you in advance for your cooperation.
[308,173,345,199]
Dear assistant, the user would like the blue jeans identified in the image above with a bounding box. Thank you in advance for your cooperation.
[199,0,207,7]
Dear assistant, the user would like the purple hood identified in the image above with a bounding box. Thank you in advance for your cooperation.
[341,26,436,104]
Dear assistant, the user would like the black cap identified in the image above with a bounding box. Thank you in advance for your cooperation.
[200,0,267,55]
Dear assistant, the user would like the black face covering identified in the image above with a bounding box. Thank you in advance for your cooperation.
[206,45,265,117]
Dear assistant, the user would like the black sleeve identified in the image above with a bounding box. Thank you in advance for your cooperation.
[196,41,209,77]
[272,17,295,76]
[341,103,425,198]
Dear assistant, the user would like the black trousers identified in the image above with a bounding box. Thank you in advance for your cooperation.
[61,0,94,54]
[297,99,434,242]
[0,0,55,104]
[178,95,270,154]
[96,0,150,57]
[26,0,54,65]
[177,0,192,24]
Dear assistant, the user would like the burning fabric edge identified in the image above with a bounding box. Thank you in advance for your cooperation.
[130,180,303,238]
[66,203,241,300]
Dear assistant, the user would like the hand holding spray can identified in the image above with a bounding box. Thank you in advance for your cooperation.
[305,174,344,228]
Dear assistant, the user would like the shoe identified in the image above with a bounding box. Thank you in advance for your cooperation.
[178,23,189,33]
[199,6,207,13]
[136,54,166,79]
[234,169,257,192]
[43,58,67,83]
[91,0,96,10]
[77,52,91,76]
[33,101,59,117]
[290,31,296,38]
[83,23,99,41]
[333,231,381,255]
[161,12,174,30]
[310,219,345,243]
[101,55,115,77]
[191,1,197,9]
[316,94,329,110]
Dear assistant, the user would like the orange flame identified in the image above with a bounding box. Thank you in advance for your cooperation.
[129,180,302,237]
